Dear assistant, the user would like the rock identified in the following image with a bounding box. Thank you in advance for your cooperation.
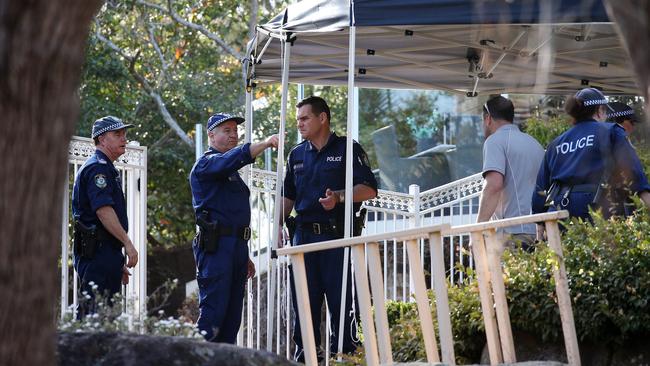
[58,331,298,366]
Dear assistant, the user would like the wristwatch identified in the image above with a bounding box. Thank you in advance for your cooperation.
[338,191,345,203]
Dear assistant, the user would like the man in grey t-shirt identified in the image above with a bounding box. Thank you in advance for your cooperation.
[477,96,545,250]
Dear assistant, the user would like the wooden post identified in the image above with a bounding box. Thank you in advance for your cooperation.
[484,229,516,363]
[351,245,380,366]
[430,232,456,365]
[366,242,393,364]
[290,254,318,366]
[545,220,581,366]
[406,239,440,363]
[470,232,503,365]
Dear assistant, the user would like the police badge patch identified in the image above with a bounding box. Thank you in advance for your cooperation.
[94,174,107,189]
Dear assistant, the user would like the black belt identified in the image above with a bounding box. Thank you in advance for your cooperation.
[211,225,251,241]
[560,184,598,193]
[299,221,341,235]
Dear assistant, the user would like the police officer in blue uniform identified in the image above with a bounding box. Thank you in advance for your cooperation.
[532,88,650,222]
[607,101,641,136]
[189,113,278,343]
[279,96,378,361]
[72,116,139,317]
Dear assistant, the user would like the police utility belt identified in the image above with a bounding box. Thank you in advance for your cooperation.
[196,213,251,254]
[545,182,598,207]
[73,221,121,259]
[291,208,367,239]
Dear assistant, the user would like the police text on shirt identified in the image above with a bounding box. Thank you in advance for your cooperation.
[555,135,594,155]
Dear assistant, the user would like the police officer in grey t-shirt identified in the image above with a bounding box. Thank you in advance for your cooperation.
[477,96,544,250]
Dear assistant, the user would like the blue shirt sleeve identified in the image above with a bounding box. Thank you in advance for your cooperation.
[531,148,552,214]
[353,142,378,192]
[193,143,254,180]
[611,127,650,193]
[84,163,116,213]
[283,149,297,201]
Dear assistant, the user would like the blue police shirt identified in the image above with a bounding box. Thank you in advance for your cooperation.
[283,133,378,223]
[532,120,650,214]
[190,143,254,227]
[72,150,129,231]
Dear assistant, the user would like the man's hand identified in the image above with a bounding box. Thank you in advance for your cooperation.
[121,266,131,285]
[318,188,339,211]
[124,240,139,268]
[247,258,256,279]
[266,134,279,149]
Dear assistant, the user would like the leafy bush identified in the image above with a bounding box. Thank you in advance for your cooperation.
[59,279,203,339]
[342,205,650,364]
[521,115,571,148]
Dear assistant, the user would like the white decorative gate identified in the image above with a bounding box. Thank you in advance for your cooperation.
[239,168,484,358]
[60,136,147,319]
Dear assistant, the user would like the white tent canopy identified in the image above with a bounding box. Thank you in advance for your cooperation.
[246,0,637,96]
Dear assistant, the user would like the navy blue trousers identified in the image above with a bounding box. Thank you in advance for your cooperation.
[192,235,248,343]
[290,228,358,361]
[74,241,124,318]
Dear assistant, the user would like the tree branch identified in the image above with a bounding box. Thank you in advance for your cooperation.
[94,19,193,147]
[137,0,243,60]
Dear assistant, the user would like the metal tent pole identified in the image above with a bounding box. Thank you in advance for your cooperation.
[269,34,291,352]
[338,13,356,355]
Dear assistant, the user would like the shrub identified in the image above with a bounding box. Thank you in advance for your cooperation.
[58,279,204,339]
[343,203,650,364]
[521,116,571,148]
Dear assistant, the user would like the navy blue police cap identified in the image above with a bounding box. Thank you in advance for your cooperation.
[607,102,640,124]
[206,113,245,132]
[575,88,614,111]
[91,116,134,139]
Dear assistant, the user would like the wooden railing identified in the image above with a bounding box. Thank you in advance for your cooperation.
[276,210,579,366]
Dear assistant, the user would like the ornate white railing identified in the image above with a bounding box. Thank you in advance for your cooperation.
[239,168,484,357]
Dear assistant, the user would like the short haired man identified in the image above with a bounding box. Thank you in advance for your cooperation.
[189,113,278,343]
[72,116,139,317]
[477,96,544,250]
[279,96,378,361]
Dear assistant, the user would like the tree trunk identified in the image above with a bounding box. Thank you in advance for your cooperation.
[604,0,650,121]
[0,0,101,364]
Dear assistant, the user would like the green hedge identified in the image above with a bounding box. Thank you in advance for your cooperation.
[338,205,650,365]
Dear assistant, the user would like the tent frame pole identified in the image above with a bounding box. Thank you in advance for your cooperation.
[338,9,356,354]
[269,34,291,353]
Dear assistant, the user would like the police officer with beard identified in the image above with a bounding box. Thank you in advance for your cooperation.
[532,88,650,221]
[189,113,278,343]
[72,116,139,317]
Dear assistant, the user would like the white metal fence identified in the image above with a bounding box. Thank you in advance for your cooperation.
[239,168,484,357]
[60,136,147,320]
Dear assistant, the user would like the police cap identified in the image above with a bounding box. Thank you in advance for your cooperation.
[91,116,134,139]
[607,102,640,124]
[207,113,245,132]
[575,88,614,111]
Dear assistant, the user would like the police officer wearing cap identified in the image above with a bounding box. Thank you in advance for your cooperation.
[72,116,139,317]
[608,101,641,136]
[278,96,378,361]
[189,113,278,343]
[532,88,650,222]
